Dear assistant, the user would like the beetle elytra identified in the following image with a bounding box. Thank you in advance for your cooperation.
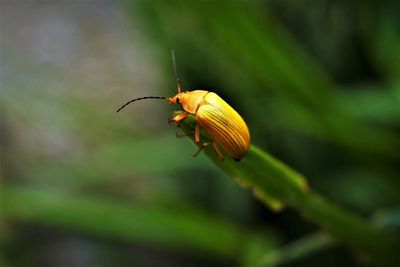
[117,51,250,161]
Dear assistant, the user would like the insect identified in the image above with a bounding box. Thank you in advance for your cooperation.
[117,51,250,161]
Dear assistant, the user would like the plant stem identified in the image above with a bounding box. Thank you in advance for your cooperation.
[178,115,399,266]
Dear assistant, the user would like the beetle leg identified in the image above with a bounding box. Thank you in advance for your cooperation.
[192,142,211,157]
[195,124,200,143]
[192,141,224,161]
[168,111,189,124]
[212,142,224,161]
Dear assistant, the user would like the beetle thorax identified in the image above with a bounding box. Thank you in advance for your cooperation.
[177,90,209,114]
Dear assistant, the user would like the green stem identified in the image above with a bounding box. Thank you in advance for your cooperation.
[291,192,393,264]
[178,115,399,266]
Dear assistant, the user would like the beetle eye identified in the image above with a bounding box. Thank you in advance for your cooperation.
[176,97,180,104]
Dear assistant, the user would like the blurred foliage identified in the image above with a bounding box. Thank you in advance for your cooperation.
[1,186,279,262]
[1,0,400,266]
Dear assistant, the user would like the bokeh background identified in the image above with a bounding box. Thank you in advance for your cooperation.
[1,1,399,266]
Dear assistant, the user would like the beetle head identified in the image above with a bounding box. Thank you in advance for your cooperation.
[167,92,185,105]
[168,90,208,114]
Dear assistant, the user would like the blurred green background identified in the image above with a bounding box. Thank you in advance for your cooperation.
[1,1,399,266]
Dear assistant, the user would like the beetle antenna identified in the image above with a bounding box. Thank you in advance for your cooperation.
[116,96,167,112]
[171,50,182,93]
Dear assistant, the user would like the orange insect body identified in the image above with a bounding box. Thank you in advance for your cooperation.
[168,90,250,160]
[117,51,251,161]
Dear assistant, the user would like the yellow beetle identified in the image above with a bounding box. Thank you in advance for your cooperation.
[117,51,250,161]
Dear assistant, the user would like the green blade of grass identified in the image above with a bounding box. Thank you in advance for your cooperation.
[256,232,333,267]
[178,114,399,266]
[254,210,400,267]
[0,185,278,260]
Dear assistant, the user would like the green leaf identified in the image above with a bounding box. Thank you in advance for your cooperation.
[0,185,279,261]
[177,114,399,266]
